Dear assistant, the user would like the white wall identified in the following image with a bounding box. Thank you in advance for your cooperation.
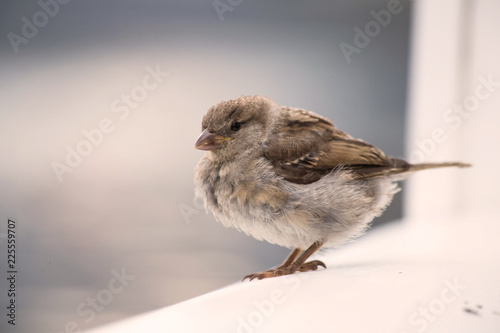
[406,0,499,220]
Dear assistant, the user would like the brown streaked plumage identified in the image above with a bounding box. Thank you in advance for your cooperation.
[194,95,471,280]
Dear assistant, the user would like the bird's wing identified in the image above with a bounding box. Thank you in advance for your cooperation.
[264,107,409,184]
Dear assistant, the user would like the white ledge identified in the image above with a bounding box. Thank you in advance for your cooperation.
[86,212,500,333]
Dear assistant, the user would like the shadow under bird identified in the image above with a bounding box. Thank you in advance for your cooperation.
[194,96,470,280]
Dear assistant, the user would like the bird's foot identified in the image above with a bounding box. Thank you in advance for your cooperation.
[243,260,326,281]
[295,260,326,272]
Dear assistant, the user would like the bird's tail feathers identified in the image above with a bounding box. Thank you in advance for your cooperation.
[408,162,471,172]
[384,161,471,181]
[351,160,470,180]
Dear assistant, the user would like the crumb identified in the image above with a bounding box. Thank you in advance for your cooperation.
[463,308,480,316]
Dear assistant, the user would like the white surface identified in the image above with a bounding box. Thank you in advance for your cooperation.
[86,213,500,333]
[405,0,467,219]
[406,0,500,219]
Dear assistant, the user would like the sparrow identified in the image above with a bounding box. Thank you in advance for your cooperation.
[194,95,470,281]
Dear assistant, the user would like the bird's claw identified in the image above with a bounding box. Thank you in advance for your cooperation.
[243,260,326,281]
[296,260,326,272]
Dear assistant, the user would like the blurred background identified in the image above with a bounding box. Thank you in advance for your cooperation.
[0,1,411,332]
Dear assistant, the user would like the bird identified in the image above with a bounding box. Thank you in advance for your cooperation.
[194,95,470,281]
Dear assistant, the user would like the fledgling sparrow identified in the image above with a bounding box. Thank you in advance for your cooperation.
[194,96,470,280]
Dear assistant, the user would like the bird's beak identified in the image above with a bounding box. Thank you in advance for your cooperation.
[195,129,231,151]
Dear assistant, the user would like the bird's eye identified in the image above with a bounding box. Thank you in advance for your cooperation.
[230,122,241,131]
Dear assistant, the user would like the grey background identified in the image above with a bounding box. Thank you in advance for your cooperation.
[0,0,410,332]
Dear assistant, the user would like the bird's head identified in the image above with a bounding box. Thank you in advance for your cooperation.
[195,96,277,161]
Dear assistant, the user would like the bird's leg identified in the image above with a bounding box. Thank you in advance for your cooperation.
[243,241,326,281]
[288,240,326,273]
[243,248,301,281]
[274,248,302,270]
